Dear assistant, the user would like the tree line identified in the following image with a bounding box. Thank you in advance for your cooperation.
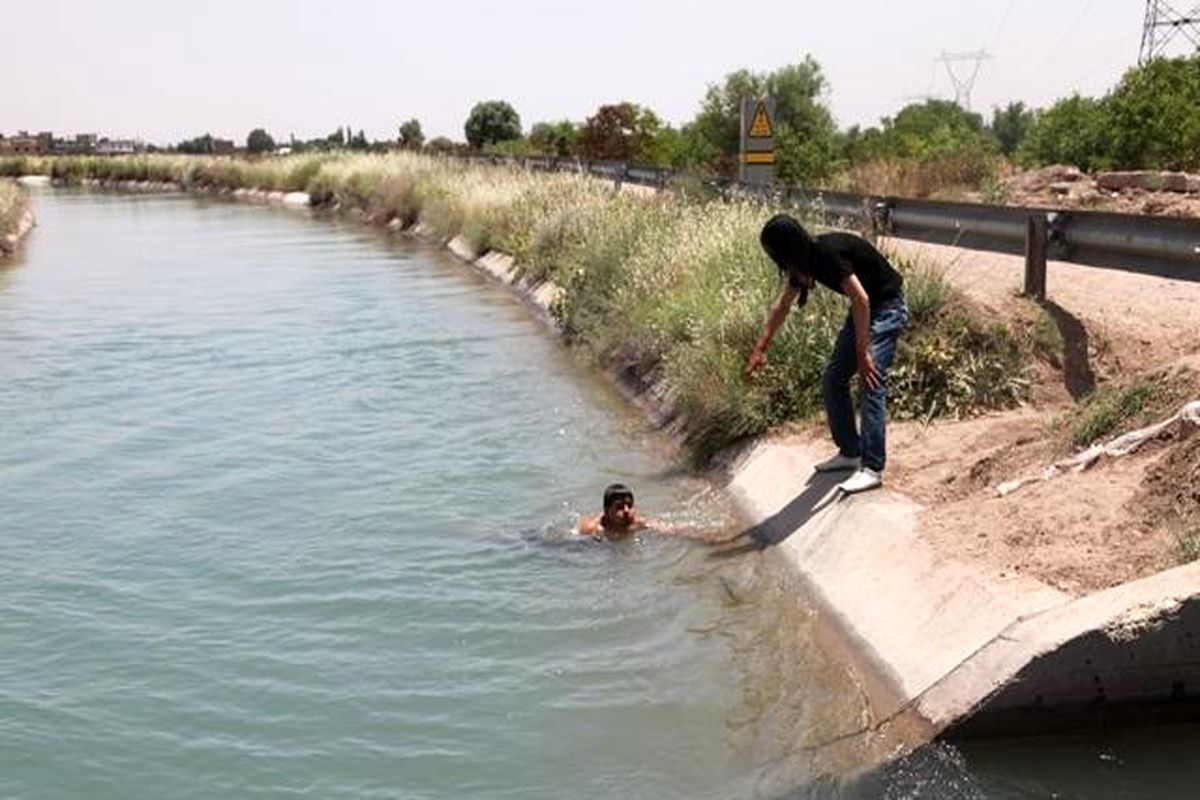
[172,53,1200,195]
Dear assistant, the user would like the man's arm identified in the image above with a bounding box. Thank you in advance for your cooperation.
[578,515,602,536]
[842,274,881,390]
[649,520,745,545]
[743,282,800,381]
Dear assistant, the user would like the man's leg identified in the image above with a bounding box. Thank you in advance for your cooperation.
[822,313,860,459]
[859,299,908,473]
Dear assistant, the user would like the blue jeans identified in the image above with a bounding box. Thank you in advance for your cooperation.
[822,295,908,472]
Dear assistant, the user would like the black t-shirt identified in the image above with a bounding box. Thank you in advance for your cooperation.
[788,232,904,304]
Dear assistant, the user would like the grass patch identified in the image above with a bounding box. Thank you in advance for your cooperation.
[1030,305,1066,366]
[894,255,953,324]
[1173,525,1200,564]
[1070,381,1157,447]
[1064,371,1193,449]
[830,152,1001,199]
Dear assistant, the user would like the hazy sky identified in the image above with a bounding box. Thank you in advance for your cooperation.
[3,0,1183,145]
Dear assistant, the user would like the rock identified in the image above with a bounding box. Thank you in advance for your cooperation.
[1097,172,1140,191]
[1014,165,1085,192]
[1097,171,1195,193]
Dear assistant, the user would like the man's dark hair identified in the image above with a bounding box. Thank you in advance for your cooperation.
[760,214,813,307]
[602,483,634,510]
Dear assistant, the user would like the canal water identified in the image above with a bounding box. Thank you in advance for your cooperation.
[3,188,1199,799]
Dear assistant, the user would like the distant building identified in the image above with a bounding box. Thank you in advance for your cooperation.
[53,133,98,155]
[95,138,142,156]
[0,130,150,156]
[2,131,45,155]
[211,138,235,155]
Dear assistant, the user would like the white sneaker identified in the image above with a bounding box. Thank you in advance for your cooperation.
[838,467,882,494]
[813,453,861,473]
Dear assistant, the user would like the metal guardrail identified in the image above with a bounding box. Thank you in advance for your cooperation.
[456,153,1200,300]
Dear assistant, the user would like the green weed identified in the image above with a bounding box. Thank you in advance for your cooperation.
[1064,374,1190,449]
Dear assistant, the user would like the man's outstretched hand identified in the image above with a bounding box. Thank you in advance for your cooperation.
[743,348,766,382]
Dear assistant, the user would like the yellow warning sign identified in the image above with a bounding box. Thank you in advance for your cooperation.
[742,152,775,164]
[748,102,773,138]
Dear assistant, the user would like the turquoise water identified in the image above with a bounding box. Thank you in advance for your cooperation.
[5,188,1200,799]
[0,189,827,799]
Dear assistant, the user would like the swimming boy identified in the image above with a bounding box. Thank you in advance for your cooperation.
[578,483,648,539]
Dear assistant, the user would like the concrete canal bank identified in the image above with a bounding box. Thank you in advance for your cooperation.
[724,432,1200,747]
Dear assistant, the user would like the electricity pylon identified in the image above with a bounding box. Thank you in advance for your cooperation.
[1140,0,1200,64]
[937,50,992,110]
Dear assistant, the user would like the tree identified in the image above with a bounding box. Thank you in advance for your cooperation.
[640,124,690,169]
[688,56,837,183]
[426,136,458,154]
[398,119,424,150]
[246,128,276,154]
[177,133,215,154]
[868,100,991,160]
[989,101,1034,157]
[464,100,521,150]
[577,102,665,162]
[1103,56,1200,171]
[529,120,578,157]
[1017,95,1108,171]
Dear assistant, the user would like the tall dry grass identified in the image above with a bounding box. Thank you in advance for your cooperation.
[0,180,27,241]
[831,152,1002,199]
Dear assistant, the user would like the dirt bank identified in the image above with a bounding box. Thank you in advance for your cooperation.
[847,239,1200,596]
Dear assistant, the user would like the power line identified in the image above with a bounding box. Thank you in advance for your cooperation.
[1038,0,1098,70]
[1140,0,1200,64]
[989,0,1016,46]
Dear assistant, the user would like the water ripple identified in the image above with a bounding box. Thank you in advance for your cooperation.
[0,190,759,799]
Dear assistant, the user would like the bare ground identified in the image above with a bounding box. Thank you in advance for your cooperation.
[873,240,1200,595]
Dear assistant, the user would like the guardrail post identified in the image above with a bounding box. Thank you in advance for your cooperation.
[1024,213,1049,301]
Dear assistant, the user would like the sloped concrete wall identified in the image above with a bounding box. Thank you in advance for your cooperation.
[725,435,1200,742]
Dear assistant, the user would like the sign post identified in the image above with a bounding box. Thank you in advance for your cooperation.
[739,97,776,187]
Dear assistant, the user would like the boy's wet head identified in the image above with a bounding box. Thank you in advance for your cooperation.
[602,483,636,528]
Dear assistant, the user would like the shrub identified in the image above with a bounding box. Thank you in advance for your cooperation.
[890,313,1029,421]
